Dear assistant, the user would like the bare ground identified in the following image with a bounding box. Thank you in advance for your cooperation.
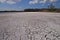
[0,12,60,40]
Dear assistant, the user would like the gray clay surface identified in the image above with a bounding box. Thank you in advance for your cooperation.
[0,12,60,40]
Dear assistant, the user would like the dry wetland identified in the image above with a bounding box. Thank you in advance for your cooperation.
[0,12,60,40]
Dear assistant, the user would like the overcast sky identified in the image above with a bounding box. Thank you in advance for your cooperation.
[0,0,60,11]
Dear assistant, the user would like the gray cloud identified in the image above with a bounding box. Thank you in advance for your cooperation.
[0,0,6,3]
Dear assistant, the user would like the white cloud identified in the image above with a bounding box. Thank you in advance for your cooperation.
[6,0,16,4]
[0,0,21,4]
[29,0,38,4]
[39,0,47,3]
[29,0,57,4]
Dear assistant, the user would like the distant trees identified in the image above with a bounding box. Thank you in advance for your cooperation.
[24,9,40,12]
[23,3,60,12]
[48,3,56,12]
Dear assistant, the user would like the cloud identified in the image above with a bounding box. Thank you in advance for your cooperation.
[29,0,38,4]
[29,0,57,4]
[39,0,47,3]
[0,0,6,3]
[49,0,57,2]
[0,0,21,4]
[6,0,16,4]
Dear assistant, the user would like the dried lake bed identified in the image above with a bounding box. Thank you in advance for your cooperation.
[0,12,60,40]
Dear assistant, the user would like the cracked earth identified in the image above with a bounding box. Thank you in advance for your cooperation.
[0,12,60,40]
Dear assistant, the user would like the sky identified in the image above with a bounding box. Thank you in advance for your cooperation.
[0,0,60,11]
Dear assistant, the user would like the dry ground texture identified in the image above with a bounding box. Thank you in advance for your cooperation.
[0,12,60,40]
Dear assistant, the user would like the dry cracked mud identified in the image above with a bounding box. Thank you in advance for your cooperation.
[0,12,60,40]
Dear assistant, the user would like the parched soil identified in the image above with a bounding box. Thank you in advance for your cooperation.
[0,12,60,40]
